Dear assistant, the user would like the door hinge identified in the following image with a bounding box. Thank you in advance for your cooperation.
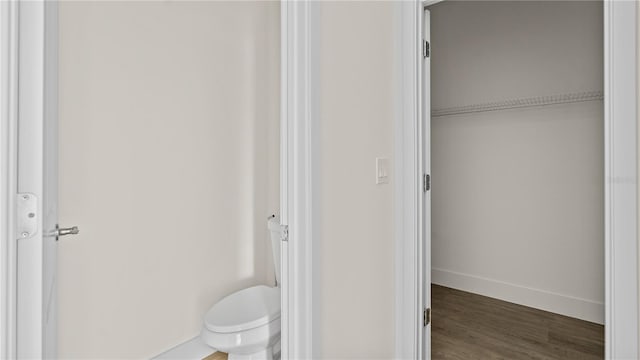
[281,224,289,242]
[423,174,430,192]
[424,307,431,326]
[423,40,430,58]
[16,193,38,239]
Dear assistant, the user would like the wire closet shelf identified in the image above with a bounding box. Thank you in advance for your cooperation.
[431,91,603,118]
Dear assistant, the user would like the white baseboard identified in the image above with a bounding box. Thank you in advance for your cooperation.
[432,268,604,324]
[153,336,215,360]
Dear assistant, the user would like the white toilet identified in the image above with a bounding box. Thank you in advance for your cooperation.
[201,217,282,360]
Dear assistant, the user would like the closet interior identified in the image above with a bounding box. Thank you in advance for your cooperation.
[428,1,604,358]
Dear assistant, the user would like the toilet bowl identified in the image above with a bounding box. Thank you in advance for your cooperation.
[201,217,282,360]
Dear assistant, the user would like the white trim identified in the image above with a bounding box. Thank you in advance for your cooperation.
[2,1,59,357]
[432,268,605,325]
[394,1,423,358]
[152,337,215,360]
[604,1,639,358]
[0,1,19,358]
[281,0,317,358]
[420,9,431,359]
[16,1,46,356]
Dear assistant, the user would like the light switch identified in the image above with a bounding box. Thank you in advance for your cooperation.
[376,157,389,184]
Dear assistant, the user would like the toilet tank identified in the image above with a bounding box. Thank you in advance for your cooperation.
[267,217,281,286]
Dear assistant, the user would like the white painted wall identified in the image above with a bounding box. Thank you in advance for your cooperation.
[58,2,279,357]
[431,2,603,110]
[317,2,395,358]
[430,1,604,323]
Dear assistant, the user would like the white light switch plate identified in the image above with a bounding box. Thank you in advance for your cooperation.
[376,157,389,184]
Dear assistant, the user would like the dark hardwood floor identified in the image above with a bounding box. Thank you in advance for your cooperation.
[432,284,604,360]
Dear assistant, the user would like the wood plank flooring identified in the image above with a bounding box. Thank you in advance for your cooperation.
[432,284,604,360]
[203,351,228,360]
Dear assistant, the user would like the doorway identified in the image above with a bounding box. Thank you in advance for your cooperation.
[418,2,637,357]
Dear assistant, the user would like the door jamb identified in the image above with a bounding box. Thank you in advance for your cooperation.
[280,0,318,358]
[603,1,639,357]
[1,0,58,357]
[393,1,425,358]
[0,1,18,358]
[400,0,639,358]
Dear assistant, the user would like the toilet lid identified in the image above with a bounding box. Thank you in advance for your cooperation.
[204,285,280,333]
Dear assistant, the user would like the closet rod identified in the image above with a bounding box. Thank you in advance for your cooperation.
[432,91,603,118]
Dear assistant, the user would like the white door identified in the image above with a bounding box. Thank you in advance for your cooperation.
[14,1,60,357]
[420,8,432,360]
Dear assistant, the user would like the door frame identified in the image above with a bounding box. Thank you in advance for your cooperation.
[280,0,318,359]
[602,1,639,357]
[0,1,18,358]
[402,0,639,359]
[1,0,58,358]
[395,1,430,358]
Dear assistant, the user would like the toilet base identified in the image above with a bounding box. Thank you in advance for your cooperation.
[227,339,280,360]
[227,346,277,360]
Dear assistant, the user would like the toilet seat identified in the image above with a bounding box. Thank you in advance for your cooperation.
[204,285,280,334]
